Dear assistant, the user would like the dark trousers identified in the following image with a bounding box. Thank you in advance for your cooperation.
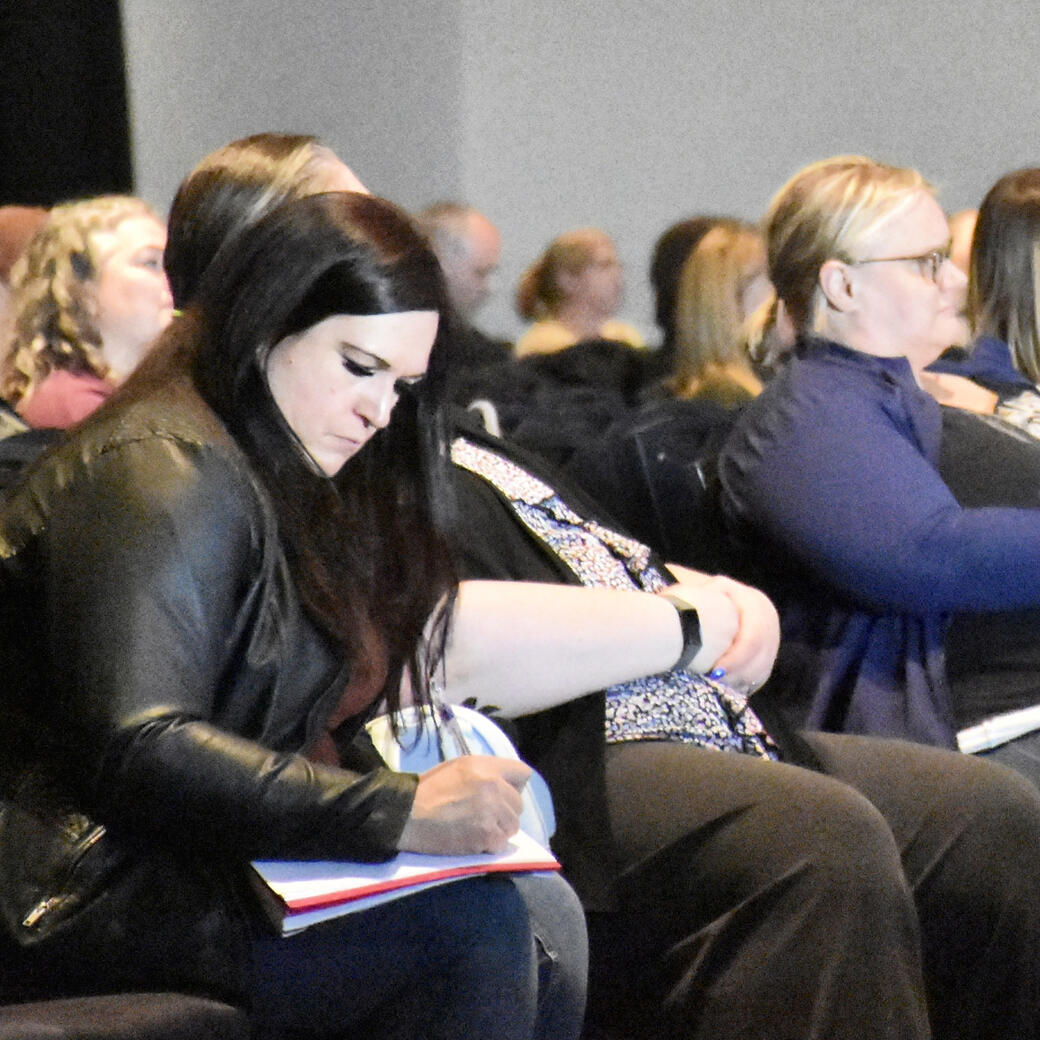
[588,733,1040,1040]
[980,727,1040,788]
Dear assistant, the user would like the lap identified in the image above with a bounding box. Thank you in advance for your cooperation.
[801,730,1040,891]
[248,874,536,1039]
[595,737,934,1039]
[603,737,899,907]
[602,732,1040,906]
[594,734,1040,1040]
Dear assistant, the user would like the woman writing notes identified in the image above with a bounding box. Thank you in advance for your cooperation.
[0,190,580,1039]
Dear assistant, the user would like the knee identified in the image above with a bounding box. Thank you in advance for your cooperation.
[512,873,589,1037]
[739,777,907,897]
[733,784,922,963]
[513,872,588,960]
[938,756,1040,894]
[519,872,588,974]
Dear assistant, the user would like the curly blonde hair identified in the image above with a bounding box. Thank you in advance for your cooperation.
[2,195,160,406]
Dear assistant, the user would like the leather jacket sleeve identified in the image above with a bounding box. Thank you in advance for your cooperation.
[3,432,415,862]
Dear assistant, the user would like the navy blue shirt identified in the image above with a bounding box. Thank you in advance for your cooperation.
[928,335,1034,396]
[717,338,1040,747]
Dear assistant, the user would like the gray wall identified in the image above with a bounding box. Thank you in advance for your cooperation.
[124,0,1040,343]
[122,0,463,212]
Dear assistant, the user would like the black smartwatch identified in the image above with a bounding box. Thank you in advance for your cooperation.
[661,593,702,672]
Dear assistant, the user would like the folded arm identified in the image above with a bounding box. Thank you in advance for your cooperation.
[440,572,778,716]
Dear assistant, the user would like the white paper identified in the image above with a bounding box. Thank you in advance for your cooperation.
[252,829,560,935]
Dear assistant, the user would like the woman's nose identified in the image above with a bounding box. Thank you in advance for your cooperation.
[357,376,398,429]
[941,257,968,292]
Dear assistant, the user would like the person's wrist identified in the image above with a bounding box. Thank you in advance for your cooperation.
[659,591,702,672]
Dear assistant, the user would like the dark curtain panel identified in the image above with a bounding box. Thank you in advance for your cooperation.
[0,0,133,206]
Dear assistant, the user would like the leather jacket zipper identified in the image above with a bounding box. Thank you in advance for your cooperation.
[22,895,68,928]
[20,822,107,930]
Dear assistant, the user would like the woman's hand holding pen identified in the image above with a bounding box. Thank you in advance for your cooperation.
[396,756,533,855]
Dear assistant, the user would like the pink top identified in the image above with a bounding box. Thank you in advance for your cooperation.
[17,369,113,429]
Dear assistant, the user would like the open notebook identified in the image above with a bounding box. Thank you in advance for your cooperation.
[252,829,560,935]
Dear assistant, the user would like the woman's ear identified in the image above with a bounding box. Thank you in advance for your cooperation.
[818,259,854,312]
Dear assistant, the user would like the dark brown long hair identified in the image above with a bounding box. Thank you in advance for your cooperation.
[186,191,457,719]
[971,167,1040,381]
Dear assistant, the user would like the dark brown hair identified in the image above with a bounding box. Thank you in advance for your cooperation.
[970,168,1040,381]
[180,190,456,722]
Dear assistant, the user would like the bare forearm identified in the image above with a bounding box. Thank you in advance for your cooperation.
[441,581,683,716]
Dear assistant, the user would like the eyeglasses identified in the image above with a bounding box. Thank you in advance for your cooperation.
[848,246,951,284]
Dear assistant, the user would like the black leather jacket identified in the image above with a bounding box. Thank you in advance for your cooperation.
[0,370,416,1001]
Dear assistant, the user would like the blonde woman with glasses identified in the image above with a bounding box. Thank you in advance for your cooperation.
[718,155,1040,764]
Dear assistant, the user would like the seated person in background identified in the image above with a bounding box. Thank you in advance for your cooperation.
[657,221,770,406]
[161,131,367,308]
[0,190,559,1040]
[645,215,740,381]
[415,201,506,342]
[928,169,1040,434]
[0,205,48,439]
[2,196,173,429]
[482,227,649,461]
[934,407,1040,772]
[0,205,48,335]
[556,222,795,567]
[412,219,653,464]
[921,171,1040,772]
[415,201,513,412]
[514,228,643,357]
[717,155,1040,770]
